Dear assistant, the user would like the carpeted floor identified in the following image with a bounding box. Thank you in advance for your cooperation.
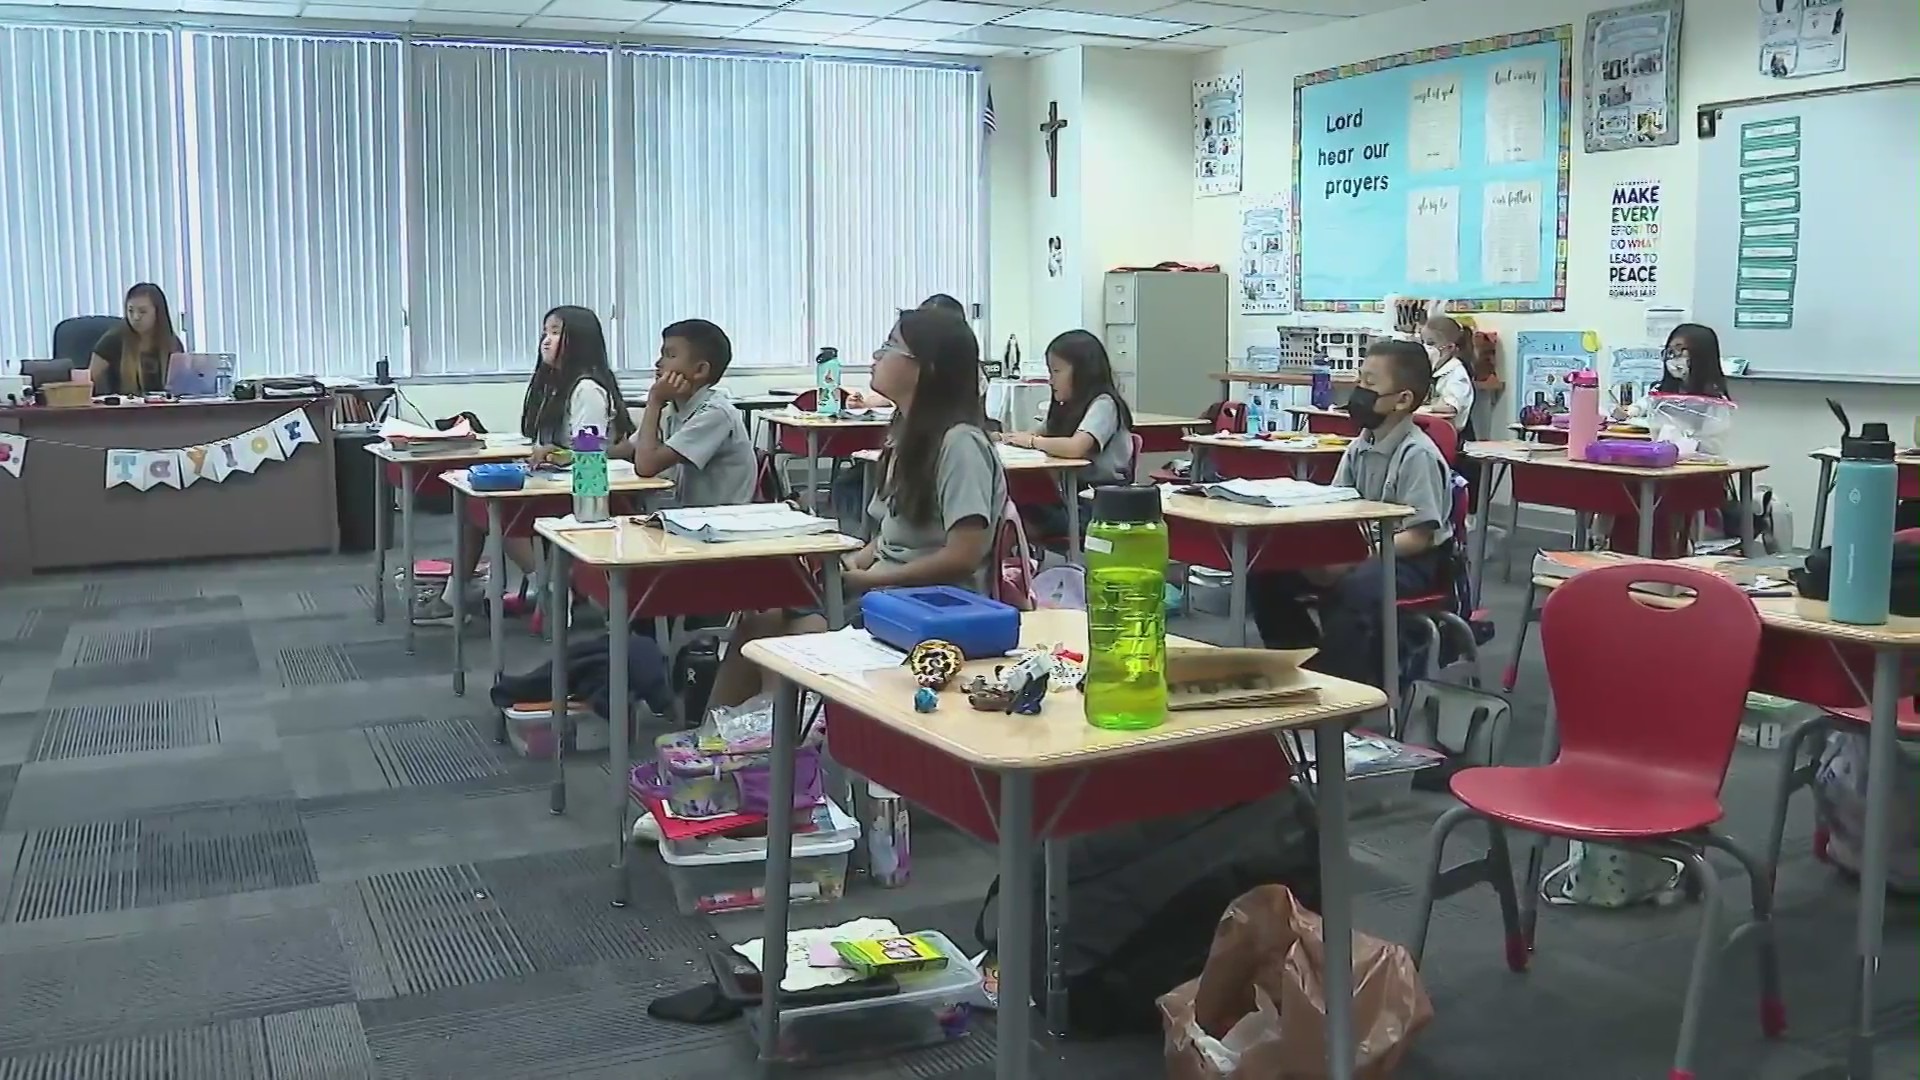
[0,520,1913,1079]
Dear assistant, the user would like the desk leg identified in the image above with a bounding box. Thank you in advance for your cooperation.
[1573,512,1590,551]
[1191,445,1209,483]
[487,503,506,742]
[372,463,390,623]
[1847,650,1901,1080]
[1471,464,1494,611]
[823,558,846,630]
[608,571,631,907]
[402,467,417,655]
[1315,717,1357,1080]
[1811,458,1836,551]
[1503,466,1521,582]
[1044,838,1069,1037]
[547,545,571,816]
[1228,528,1250,648]
[807,431,820,516]
[1065,474,1082,562]
[1737,472,1758,556]
[998,771,1037,1080]
[1636,479,1656,557]
[451,489,467,696]
[1378,524,1399,732]
[757,677,803,1061]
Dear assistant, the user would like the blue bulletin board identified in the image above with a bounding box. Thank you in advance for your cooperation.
[1292,26,1573,313]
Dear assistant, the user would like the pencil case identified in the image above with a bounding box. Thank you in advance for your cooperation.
[632,728,826,818]
[467,463,527,491]
[1583,439,1679,468]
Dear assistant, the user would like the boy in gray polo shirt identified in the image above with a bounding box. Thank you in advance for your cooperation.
[1247,340,1454,687]
[618,319,756,508]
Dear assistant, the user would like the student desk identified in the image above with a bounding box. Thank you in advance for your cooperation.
[850,446,1092,553]
[1288,405,1363,438]
[1806,447,1920,550]
[742,609,1390,1080]
[1184,432,1347,484]
[364,439,530,655]
[531,517,861,873]
[1214,369,1356,402]
[438,469,674,696]
[1129,412,1207,454]
[1510,423,1652,444]
[1518,555,1920,1080]
[0,397,339,579]
[1462,441,1766,609]
[762,410,891,510]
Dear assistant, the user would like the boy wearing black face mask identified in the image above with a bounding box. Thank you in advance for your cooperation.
[1247,340,1453,687]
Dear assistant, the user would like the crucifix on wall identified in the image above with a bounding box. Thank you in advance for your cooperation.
[1040,100,1068,199]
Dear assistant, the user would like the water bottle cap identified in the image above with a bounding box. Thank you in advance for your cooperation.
[816,347,839,363]
[1091,485,1163,525]
[1841,422,1896,462]
[1569,370,1599,388]
[572,426,604,453]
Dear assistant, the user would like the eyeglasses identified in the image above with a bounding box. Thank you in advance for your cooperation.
[874,341,913,359]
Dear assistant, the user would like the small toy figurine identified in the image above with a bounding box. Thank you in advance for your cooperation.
[1047,648,1086,692]
[964,675,1016,712]
[907,639,965,690]
[964,651,1053,714]
[913,687,939,713]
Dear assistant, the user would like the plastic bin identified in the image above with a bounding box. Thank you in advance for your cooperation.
[749,929,983,1065]
[508,711,607,760]
[659,801,859,916]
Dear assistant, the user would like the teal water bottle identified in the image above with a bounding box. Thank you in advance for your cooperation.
[1084,486,1168,731]
[1826,401,1897,625]
[571,426,609,524]
[814,348,842,417]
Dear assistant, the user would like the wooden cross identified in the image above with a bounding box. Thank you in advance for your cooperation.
[1040,100,1068,199]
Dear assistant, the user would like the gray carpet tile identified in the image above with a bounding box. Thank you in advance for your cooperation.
[0,525,1912,1079]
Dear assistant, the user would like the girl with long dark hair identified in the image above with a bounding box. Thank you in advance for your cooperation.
[88,283,185,395]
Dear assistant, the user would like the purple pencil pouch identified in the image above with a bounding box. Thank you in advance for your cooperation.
[1584,439,1680,468]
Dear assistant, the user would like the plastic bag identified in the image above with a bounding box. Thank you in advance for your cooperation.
[1157,885,1432,1080]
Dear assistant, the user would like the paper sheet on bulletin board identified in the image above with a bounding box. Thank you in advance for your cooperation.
[1238,195,1294,314]
[1292,26,1573,313]
[1516,330,1596,419]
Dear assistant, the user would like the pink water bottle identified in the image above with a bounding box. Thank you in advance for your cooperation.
[1566,371,1602,461]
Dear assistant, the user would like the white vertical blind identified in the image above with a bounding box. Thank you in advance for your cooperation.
[807,60,982,361]
[183,32,404,379]
[625,51,807,372]
[408,43,613,376]
[0,26,184,361]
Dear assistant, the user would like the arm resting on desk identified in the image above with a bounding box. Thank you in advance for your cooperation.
[847,520,990,593]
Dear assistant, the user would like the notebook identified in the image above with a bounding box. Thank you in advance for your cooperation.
[1197,477,1361,508]
[658,504,837,543]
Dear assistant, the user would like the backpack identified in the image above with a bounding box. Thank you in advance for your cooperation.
[1813,725,1920,894]
[1540,843,1681,908]
[972,789,1321,1038]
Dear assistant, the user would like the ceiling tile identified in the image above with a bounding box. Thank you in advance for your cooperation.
[61,0,183,10]
[421,0,535,12]
[1132,37,1214,49]
[180,0,302,11]
[752,9,871,30]
[414,9,533,22]
[843,16,950,38]
[522,13,635,27]
[891,0,1012,23]
[1233,9,1340,30]
[995,7,1193,38]
[1032,31,1140,46]
[1144,1,1263,24]
[1280,0,1413,13]
[732,25,837,40]
[647,0,765,23]
[302,3,416,17]
[1159,24,1265,45]
[671,0,788,8]
[539,0,663,17]
[786,0,912,13]
[1041,0,1171,17]
[630,19,729,34]
[941,22,1058,44]
[909,39,1016,53]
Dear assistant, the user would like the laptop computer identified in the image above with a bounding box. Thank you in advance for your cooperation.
[167,353,226,397]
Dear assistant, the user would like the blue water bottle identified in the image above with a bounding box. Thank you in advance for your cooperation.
[1825,400,1897,625]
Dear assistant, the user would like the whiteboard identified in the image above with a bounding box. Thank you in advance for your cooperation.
[1692,81,1920,383]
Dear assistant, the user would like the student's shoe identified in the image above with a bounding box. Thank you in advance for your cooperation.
[500,593,534,618]
[411,598,471,626]
[632,812,662,843]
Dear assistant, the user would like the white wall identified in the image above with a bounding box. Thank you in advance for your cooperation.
[1192,0,1920,543]
[1080,48,1197,334]
[1026,48,1088,354]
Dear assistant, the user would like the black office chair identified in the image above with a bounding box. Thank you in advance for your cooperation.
[51,315,121,367]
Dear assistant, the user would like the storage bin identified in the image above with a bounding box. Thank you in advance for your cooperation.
[659,801,859,916]
[508,712,607,761]
[749,929,982,1065]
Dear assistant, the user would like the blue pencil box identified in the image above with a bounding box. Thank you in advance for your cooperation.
[861,586,1020,659]
[467,463,526,492]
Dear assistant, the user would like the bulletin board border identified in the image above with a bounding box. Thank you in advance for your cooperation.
[1290,24,1575,315]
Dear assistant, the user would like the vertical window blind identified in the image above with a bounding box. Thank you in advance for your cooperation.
[0,23,983,378]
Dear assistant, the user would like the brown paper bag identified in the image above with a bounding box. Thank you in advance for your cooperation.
[1157,885,1433,1079]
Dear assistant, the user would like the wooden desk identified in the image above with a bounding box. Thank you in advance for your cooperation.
[1130,412,1207,454]
[439,469,674,697]
[1806,447,1920,550]
[743,609,1389,1080]
[762,410,891,511]
[1463,440,1767,609]
[1514,555,1920,1076]
[1509,423,1652,443]
[1184,432,1348,483]
[531,516,861,867]
[1287,405,1362,438]
[364,439,530,655]
[0,397,340,579]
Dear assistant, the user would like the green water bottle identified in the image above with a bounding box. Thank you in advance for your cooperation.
[1084,486,1168,731]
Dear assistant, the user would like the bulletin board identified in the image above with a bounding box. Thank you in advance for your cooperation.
[1292,26,1574,313]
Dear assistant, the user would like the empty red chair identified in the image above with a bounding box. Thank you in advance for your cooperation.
[1408,563,1783,1080]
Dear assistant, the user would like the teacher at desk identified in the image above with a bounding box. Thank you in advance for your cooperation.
[87,282,183,395]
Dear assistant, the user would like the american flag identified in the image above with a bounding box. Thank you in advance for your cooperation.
[982,88,996,135]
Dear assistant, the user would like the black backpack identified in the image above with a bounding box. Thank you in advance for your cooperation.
[973,787,1321,1038]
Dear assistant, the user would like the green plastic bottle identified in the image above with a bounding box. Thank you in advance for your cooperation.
[1084,486,1168,731]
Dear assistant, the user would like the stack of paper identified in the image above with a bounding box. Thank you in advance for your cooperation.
[379,418,482,455]
[996,446,1049,465]
[658,503,837,543]
[1198,478,1361,508]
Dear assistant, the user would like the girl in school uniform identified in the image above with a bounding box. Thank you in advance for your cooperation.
[997,329,1134,539]
[710,306,1008,706]
[87,283,184,395]
[1608,322,1735,556]
[417,306,633,624]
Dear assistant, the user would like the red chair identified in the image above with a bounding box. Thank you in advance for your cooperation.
[1408,563,1784,1079]
[1214,401,1246,434]
[1760,527,1920,877]
[994,497,1038,610]
[1394,415,1482,698]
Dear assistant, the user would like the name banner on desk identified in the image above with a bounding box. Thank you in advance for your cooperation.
[0,409,319,491]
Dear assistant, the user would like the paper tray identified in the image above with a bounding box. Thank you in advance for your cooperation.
[1166,647,1320,711]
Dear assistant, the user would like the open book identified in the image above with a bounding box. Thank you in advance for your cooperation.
[657,503,837,543]
[1197,477,1361,508]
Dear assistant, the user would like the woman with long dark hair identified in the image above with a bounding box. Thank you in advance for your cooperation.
[88,283,184,394]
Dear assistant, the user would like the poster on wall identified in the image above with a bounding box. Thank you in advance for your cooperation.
[1291,26,1572,313]
[1195,73,1245,197]
[1605,179,1663,298]
[1583,0,1682,152]
[1515,330,1597,423]
[1608,346,1665,415]
[1238,195,1294,314]
[1760,0,1847,79]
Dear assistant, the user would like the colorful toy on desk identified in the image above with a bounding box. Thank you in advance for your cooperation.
[913,687,939,713]
[832,934,949,978]
[963,650,1053,714]
[906,639,965,690]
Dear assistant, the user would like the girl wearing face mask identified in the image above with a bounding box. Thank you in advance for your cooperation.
[1418,315,1475,435]
[1616,322,1731,419]
[88,283,184,395]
